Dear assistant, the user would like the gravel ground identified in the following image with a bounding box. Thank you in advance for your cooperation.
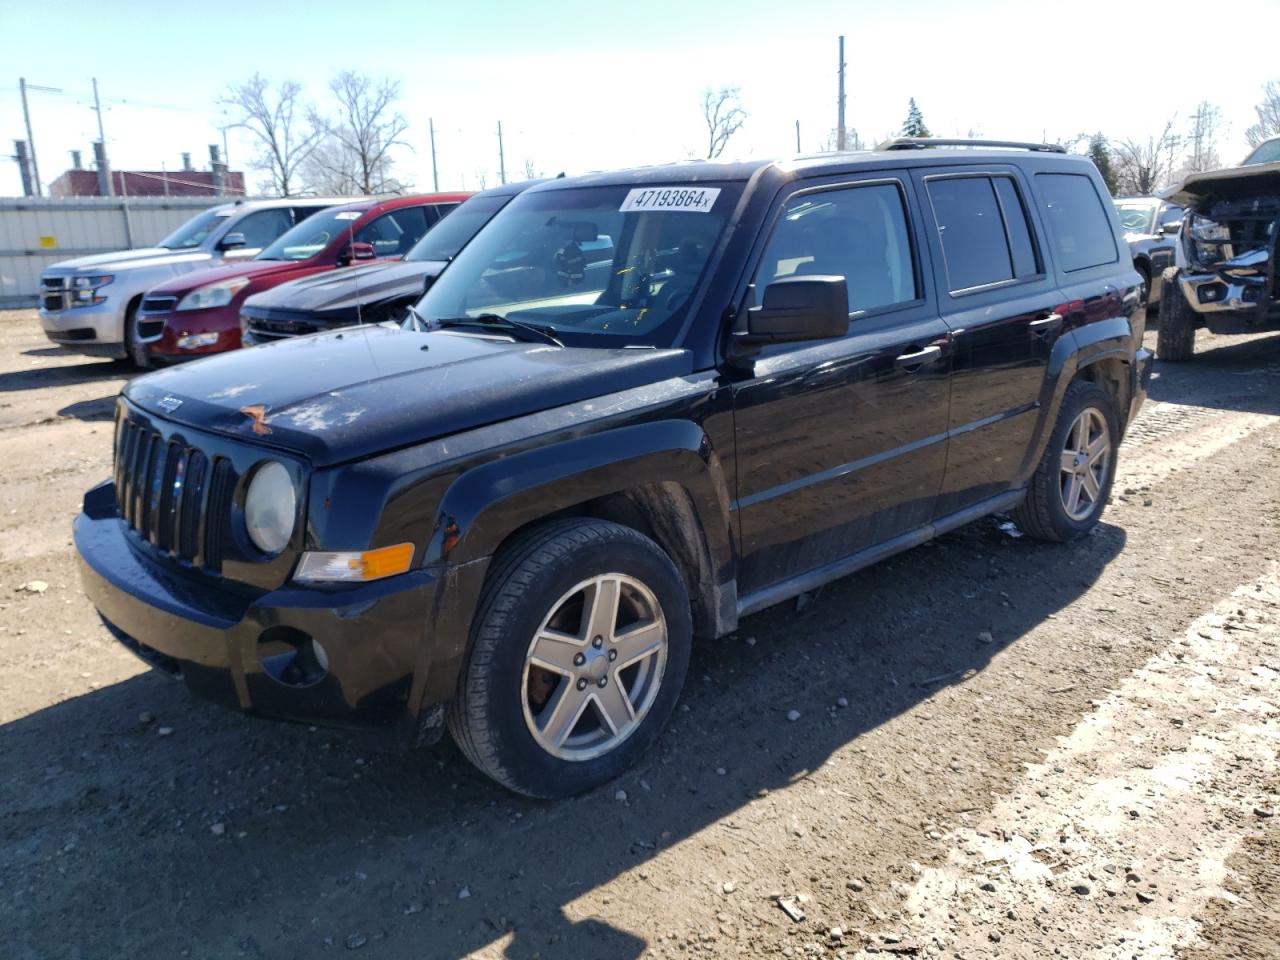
[0,308,1277,960]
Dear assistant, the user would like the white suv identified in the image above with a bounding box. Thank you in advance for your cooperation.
[39,197,344,364]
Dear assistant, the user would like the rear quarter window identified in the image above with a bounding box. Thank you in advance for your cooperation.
[1035,173,1118,272]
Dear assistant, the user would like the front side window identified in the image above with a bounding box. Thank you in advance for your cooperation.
[357,207,431,257]
[1242,138,1280,166]
[927,175,1040,292]
[1158,204,1184,228]
[255,207,370,262]
[416,183,742,348]
[753,182,917,314]
[158,208,231,249]
[1036,173,1119,272]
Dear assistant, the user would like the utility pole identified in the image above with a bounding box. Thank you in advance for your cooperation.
[12,140,34,197]
[836,36,847,152]
[796,120,801,154]
[497,121,506,185]
[429,117,439,191]
[91,77,113,196]
[19,78,42,196]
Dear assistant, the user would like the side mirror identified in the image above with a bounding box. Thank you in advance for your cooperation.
[1161,220,1182,236]
[739,276,849,346]
[348,241,377,262]
[422,272,438,296]
[218,232,247,251]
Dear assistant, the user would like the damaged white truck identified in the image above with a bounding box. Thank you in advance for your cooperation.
[1156,153,1279,360]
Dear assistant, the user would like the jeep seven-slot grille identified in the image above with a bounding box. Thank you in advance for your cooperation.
[114,418,232,571]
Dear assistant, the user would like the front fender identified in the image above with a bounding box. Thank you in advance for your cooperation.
[425,419,733,571]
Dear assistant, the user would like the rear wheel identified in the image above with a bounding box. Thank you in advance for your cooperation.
[448,519,691,798]
[1012,380,1119,542]
[1156,275,1197,361]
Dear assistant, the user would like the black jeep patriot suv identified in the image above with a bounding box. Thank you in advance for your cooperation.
[76,140,1151,797]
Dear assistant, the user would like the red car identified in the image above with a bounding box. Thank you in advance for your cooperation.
[137,193,469,362]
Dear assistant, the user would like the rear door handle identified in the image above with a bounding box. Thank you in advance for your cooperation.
[1029,312,1063,336]
[895,345,942,369]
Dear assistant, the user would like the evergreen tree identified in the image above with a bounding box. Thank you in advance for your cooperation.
[901,98,931,138]
[1087,133,1118,196]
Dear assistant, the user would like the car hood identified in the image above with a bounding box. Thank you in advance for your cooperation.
[147,259,308,297]
[125,324,693,466]
[244,259,446,315]
[1167,160,1280,209]
[45,247,212,275]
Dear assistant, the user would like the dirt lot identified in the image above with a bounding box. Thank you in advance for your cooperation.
[1,308,1277,960]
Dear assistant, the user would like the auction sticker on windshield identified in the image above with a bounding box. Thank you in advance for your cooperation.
[620,187,721,214]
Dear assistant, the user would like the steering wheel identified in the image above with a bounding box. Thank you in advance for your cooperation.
[553,241,586,286]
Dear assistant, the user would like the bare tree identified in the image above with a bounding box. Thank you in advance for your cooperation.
[474,169,489,190]
[819,127,864,152]
[522,158,540,180]
[1245,80,1280,147]
[308,71,409,195]
[220,73,321,196]
[702,87,747,159]
[1113,119,1181,195]
[1181,101,1222,176]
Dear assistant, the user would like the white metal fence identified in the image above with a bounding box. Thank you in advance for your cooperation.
[0,196,234,308]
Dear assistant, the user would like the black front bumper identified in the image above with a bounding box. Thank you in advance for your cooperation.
[75,487,439,730]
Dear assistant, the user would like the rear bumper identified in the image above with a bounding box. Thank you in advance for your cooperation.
[75,483,439,730]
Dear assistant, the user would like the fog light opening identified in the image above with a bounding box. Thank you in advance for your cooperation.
[258,626,329,688]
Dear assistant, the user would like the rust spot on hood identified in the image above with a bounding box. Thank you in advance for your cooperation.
[239,405,272,435]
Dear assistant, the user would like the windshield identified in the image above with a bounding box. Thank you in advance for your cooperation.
[158,208,232,249]
[1243,138,1280,166]
[257,207,365,262]
[1114,202,1156,234]
[406,195,509,262]
[416,183,741,348]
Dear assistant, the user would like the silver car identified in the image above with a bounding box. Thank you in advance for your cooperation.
[39,197,344,364]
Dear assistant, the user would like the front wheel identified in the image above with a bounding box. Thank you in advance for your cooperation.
[448,519,691,798]
[1156,275,1197,361]
[1012,380,1119,542]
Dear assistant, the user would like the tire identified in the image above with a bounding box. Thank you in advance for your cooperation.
[1135,262,1151,317]
[124,299,151,370]
[447,518,692,798]
[1012,380,1120,543]
[1155,275,1196,361]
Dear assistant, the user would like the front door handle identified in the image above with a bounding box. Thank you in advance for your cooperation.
[895,345,942,369]
[1029,312,1063,336]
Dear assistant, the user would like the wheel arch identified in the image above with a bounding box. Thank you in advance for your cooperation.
[408,421,738,711]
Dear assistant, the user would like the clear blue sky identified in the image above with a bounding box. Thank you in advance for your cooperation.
[1,0,1276,197]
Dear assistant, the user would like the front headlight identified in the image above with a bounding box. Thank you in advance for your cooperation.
[1185,213,1231,269]
[244,461,296,555]
[177,276,251,311]
[71,274,113,306]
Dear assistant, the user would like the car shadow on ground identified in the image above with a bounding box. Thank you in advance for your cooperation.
[55,396,118,422]
[1,518,1124,959]
[0,358,133,394]
[1147,332,1280,415]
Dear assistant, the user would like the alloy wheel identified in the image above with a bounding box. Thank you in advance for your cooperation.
[521,573,668,762]
[1059,407,1111,522]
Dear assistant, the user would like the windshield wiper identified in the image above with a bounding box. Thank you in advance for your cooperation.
[436,313,564,347]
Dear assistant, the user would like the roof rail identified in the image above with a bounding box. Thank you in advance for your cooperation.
[876,137,1067,154]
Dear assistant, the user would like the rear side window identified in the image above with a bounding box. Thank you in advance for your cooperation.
[235,208,296,249]
[1035,173,1118,272]
[926,175,1040,292]
[753,182,918,315]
